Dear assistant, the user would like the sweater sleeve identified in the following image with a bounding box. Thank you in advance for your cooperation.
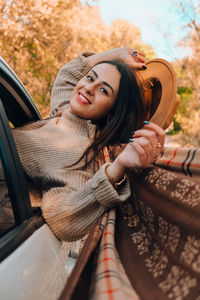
[41,163,130,242]
[50,51,95,114]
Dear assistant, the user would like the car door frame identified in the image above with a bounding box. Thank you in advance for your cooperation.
[0,56,45,262]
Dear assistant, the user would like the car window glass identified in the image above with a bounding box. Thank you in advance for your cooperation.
[0,157,15,236]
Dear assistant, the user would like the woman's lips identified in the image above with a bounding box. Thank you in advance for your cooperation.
[78,92,90,104]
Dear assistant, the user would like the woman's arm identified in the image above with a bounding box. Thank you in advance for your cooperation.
[86,47,146,70]
[41,164,130,241]
[50,52,95,113]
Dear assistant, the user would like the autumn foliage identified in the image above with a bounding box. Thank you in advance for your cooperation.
[0,0,200,145]
[0,0,154,114]
[171,0,200,146]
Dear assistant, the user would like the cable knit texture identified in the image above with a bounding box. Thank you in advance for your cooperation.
[12,53,130,241]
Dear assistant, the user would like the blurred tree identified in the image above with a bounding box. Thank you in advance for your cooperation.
[175,0,200,104]
[0,0,82,108]
[0,0,155,115]
[169,0,200,146]
[107,19,155,59]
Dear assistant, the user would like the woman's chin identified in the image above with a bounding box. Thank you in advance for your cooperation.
[69,102,79,115]
[69,105,87,119]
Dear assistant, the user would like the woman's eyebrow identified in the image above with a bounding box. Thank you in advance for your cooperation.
[91,69,114,93]
[91,69,98,78]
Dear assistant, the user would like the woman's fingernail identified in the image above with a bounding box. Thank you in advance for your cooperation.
[131,131,135,136]
[142,65,147,70]
[129,138,134,143]
[144,121,150,125]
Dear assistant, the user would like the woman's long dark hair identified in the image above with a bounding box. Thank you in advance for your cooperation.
[72,59,145,169]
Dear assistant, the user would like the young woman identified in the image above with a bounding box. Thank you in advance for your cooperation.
[13,48,165,241]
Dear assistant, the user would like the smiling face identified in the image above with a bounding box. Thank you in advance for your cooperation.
[69,63,121,120]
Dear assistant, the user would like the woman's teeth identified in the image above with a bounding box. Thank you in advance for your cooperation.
[79,93,89,104]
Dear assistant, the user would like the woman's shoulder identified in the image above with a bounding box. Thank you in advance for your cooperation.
[12,118,49,132]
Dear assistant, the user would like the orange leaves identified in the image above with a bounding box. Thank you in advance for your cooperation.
[0,0,155,108]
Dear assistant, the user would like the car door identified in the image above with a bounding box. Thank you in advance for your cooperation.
[0,57,73,299]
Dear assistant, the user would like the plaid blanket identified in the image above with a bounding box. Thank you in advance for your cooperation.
[60,146,200,300]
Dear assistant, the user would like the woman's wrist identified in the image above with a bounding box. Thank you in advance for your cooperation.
[86,49,120,68]
[105,160,126,185]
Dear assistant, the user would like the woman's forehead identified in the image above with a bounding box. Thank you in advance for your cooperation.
[91,63,121,88]
[92,62,119,74]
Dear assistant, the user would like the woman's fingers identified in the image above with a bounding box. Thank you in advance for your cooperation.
[131,129,158,149]
[126,141,149,167]
[117,122,165,170]
[129,52,147,69]
[129,122,166,164]
[130,62,147,70]
[132,51,146,63]
[143,121,166,148]
[129,136,154,166]
[120,48,147,69]
[136,121,166,148]
[131,49,145,58]
[117,133,161,170]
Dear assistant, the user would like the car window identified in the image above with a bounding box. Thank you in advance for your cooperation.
[0,157,15,236]
[0,57,41,127]
[0,99,44,262]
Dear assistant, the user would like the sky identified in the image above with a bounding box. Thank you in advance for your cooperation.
[87,0,193,62]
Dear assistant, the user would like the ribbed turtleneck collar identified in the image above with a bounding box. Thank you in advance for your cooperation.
[62,108,96,138]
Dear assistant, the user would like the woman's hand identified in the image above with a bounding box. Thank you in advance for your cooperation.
[87,47,146,70]
[105,122,165,184]
[115,47,146,69]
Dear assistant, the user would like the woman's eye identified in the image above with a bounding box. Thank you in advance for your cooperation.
[87,75,94,82]
[100,87,108,96]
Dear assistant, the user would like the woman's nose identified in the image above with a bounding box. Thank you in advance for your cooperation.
[84,82,96,94]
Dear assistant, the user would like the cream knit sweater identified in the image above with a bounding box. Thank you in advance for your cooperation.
[13,53,130,241]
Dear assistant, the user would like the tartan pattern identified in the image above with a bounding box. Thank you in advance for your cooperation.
[90,147,139,299]
[154,146,200,177]
[90,209,139,300]
[60,146,200,300]
[60,212,108,300]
